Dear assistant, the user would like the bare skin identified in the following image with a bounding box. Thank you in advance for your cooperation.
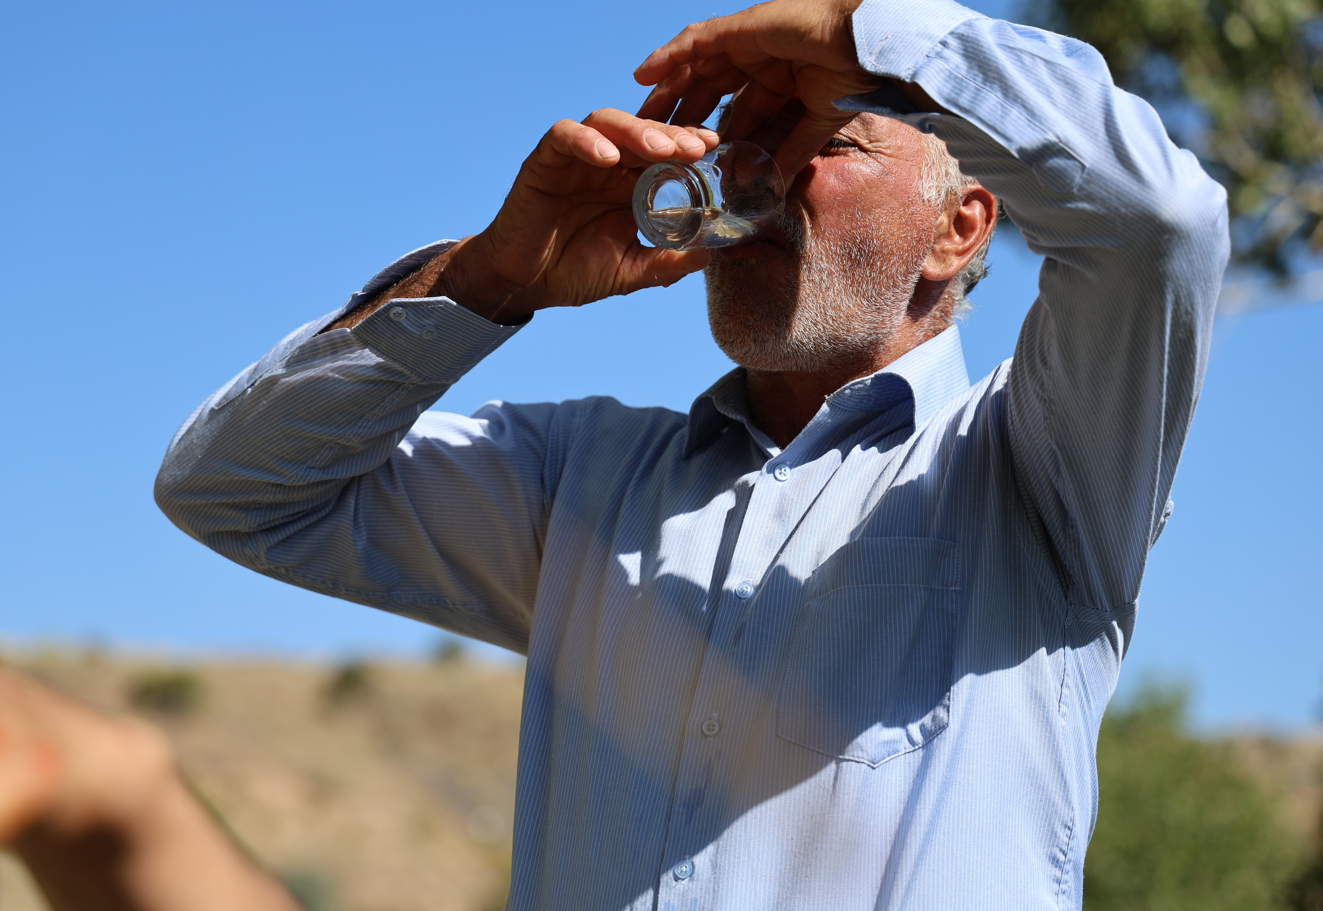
[0,667,300,911]
[337,0,993,448]
[335,106,993,447]
[327,109,722,331]
[705,110,994,445]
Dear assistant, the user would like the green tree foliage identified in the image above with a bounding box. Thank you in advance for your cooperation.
[1024,0,1323,275]
[1288,857,1323,911]
[1086,684,1300,910]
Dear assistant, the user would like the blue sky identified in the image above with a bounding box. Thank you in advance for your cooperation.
[2,0,1319,731]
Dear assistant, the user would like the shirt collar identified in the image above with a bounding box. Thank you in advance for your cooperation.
[682,325,971,457]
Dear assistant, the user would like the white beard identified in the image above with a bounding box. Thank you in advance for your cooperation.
[705,204,930,374]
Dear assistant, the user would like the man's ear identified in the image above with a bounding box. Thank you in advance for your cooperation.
[922,184,996,282]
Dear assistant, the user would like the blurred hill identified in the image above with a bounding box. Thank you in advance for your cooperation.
[1,650,1320,911]
[0,647,523,911]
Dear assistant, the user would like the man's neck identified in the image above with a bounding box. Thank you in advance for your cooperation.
[746,313,949,450]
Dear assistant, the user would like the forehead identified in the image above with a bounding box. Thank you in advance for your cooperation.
[718,102,927,169]
[838,113,926,160]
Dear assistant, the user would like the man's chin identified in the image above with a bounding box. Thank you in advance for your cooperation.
[706,296,807,374]
[705,254,822,372]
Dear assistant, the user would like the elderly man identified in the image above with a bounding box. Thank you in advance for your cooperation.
[6,0,1226,908]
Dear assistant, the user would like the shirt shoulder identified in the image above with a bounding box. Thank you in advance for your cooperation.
[546,395,691,471]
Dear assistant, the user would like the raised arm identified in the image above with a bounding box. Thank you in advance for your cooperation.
[844,0,1228,608]
[155,113,717,650]
[637,0,1228,609]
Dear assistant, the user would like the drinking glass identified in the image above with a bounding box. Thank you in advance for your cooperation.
[632,141,785,250]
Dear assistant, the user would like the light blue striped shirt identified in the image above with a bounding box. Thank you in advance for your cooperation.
[155,0,1228,907]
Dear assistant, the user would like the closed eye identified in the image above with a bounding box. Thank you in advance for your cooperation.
[821,137,858,153]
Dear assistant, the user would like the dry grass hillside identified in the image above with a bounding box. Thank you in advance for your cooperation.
[0,648,524,911]
[1,649,1320,911]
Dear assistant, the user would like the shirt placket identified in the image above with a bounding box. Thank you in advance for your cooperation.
[654,437,846,906]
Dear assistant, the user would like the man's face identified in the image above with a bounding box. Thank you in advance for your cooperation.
[705,113,941,375]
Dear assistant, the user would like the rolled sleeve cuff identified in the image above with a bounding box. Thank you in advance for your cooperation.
[352,296,523,385]
[849,0,984,81]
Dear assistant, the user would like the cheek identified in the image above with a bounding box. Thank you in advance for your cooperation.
[795,160,919,239]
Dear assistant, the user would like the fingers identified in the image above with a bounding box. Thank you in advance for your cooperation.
[625,247,713,294]
[542,109,710,171]
[721,80,799,142]
[767,64,875,178]
[634,16,741,86]
[637,55,750,127]
[682,124,723,152]
[671,65,757,129]
[542,119,623,168]
[771,105,857,181]
[633,0,884,186]
[634,0,860,88]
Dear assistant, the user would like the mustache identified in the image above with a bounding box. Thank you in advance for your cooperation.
[773,204,809,254]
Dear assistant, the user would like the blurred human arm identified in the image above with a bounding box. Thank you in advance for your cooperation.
[0,667,300,911]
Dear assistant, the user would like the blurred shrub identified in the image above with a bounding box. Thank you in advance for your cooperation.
[280,867,337,911]
[1086,683,1299,910]
[127,669,203,716]
[433,637,467,665]
[323,661,373,707]
[1288,859,1323,911]
[476,845,512,911]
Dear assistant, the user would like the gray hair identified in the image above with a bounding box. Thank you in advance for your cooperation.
[917,132,993,319]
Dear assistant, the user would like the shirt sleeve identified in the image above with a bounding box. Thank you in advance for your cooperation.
[154,241,559,653]
[845,0,1229,611]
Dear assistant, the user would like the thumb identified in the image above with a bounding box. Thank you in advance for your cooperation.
[628,246,713,293]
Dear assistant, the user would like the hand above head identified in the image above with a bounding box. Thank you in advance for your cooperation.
[426,110,721,326]
[633,0,890,182]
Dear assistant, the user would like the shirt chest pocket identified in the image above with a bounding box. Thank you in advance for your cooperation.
[776,537,961,767]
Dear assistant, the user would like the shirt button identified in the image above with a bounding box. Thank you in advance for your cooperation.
[673,859,694,880]
[421,327,437,340]
[773,464,791,482]
[701,719,721,737]
[734,581,755,599]
[388,306,406,321]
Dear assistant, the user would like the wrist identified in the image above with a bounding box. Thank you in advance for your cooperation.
[429,234,535,326]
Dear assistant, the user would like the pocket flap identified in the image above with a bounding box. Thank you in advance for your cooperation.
[779,537,962,767]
